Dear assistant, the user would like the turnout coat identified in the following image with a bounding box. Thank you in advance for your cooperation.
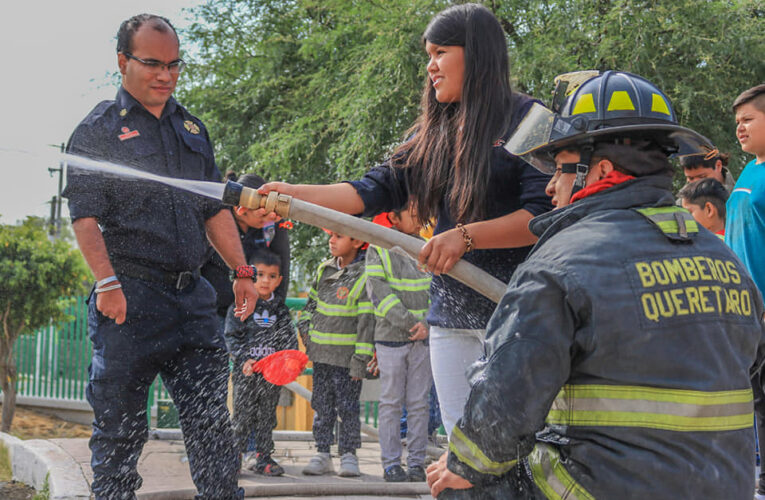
[446,175,765,500]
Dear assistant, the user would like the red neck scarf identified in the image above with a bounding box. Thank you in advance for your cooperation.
[569,170,635,204]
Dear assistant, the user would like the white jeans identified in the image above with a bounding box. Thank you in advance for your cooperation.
[429,326,486,437]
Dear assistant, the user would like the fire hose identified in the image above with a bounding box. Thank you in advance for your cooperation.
[222,181,507,303]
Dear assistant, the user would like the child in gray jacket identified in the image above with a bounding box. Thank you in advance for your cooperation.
[365,205,432,482]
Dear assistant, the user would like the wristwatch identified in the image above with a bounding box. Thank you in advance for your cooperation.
[230,264,257,281]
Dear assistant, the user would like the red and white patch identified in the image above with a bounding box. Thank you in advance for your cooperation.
[118,126,140,141]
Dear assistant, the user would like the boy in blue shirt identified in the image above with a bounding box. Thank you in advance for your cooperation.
[725,83,765,500]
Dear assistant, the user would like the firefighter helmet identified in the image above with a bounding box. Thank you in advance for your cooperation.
[506,70,713,174]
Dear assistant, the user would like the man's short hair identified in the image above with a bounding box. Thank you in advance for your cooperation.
[591,141,673,177]
[251,249,281,271]
[732,84,765,114]
[116,14,178,54]
[237,173,266,190]
[679,150,729,170]
[678,178,728,219]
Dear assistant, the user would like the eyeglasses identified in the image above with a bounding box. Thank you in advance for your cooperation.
[123,53,186,75]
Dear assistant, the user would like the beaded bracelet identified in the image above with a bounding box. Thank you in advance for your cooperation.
[95,283,122,294]
[231,264,257,280]
[455,223,474,253]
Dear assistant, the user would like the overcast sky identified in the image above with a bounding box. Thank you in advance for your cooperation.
[0,1,204,225]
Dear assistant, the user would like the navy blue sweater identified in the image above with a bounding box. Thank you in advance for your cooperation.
[348,94,552,329]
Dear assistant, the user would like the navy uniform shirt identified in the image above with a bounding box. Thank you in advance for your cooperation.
[63,87,223,272]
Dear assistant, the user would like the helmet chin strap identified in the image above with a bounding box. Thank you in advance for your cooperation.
[561,144,594,197]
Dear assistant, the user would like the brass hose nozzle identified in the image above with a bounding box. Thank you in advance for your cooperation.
[221,181,292,218]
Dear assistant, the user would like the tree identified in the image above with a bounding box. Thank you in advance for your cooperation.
[177,0,764,274]
[490,0,764,184]
[0,217,89,431]
[180,0,448,278]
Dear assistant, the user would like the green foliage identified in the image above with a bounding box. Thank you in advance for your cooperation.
[180,0,447,278]
[492,0,765,173]
[32,473,49,500]
[177,0,764,281]
[0,442,10,482]
[0,217,90,341]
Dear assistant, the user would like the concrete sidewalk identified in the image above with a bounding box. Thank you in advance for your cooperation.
[2,432,435,499]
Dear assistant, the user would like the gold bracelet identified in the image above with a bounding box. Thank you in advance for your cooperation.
[455,223,474,253]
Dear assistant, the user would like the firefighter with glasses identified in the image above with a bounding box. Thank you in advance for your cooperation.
[427,70,765,500]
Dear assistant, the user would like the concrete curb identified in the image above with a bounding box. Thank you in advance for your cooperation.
[149,429,379,443]
[137,481,431,499]
[0,433,91,499]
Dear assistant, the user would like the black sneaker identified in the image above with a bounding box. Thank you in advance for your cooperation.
[253,453,285,476]
[384,464,408,482]
[407,465,426,482]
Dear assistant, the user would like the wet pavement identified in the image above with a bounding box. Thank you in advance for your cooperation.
[50,436,435,499]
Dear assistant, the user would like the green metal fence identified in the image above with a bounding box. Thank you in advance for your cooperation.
[15,296,91,401]
[11,296,309,413]
[9,296,396,432]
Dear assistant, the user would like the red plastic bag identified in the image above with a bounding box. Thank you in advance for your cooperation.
[242,349,309,385]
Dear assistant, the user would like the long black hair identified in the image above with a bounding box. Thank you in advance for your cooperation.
[395,3,514,224]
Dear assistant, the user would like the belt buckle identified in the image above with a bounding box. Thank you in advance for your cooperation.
[176,271,193,289]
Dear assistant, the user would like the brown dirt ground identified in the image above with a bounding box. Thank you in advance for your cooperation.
[1,405,91,440]
[0,406,87,498]
[0,481,35,500]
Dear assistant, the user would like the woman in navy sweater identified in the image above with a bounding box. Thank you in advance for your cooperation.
[260,3,551,435]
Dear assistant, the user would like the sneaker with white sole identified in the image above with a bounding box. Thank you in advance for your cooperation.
[338,452,360,477]
[302,452,334,475]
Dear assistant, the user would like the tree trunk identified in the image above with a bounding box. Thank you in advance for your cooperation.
[0,337,17,433]
[1,374,16,433]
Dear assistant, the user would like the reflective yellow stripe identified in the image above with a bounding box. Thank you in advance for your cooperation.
[366,264,385,279]
[315,299,360,317]
[378,247,394,277]
[355,342,374,356]
[448,426,517,476]
[546,384,753,431]
[388,280,431,292]
[376,294,401,316]
[357,300,374,315]
[348,274,367,303]
[375,247,431,291]
[530,444,594,500]
[409,308,428,319]
[654,218,699,235]
[374,294,427,319]
[309,331,356,345]
[636,207,699,235]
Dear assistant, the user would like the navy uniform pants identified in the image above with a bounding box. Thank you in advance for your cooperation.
[86,276,241,500]
[311,362,362,455]
[231,359,281,457]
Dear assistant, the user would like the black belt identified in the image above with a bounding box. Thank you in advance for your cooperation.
[112,259,200,290]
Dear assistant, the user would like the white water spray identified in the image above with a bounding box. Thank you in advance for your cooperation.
[61,153,226,200]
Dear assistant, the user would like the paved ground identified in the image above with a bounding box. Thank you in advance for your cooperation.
[51,436,435,499]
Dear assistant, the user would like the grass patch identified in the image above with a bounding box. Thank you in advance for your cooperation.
[31,473,49,500]
[0,441,11,481]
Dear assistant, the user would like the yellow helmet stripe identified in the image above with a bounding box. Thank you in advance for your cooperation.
[651,93,671,115]
[607,90,636,111]
[571,93,596,115]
